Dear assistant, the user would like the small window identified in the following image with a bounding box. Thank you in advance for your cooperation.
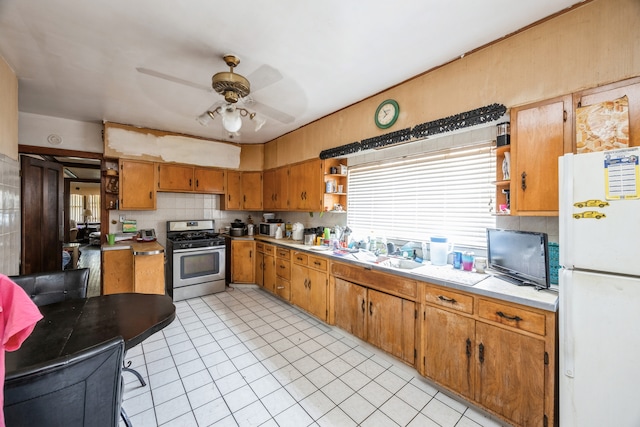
[347,143,496,247]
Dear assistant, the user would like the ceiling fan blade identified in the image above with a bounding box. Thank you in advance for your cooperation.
[249,100,295,124]
[136,67,212,92]
[247,64,283,92]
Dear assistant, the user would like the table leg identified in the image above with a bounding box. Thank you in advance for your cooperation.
[123,359,146,386]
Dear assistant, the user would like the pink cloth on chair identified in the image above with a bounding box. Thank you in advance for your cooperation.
[0,274,43,427]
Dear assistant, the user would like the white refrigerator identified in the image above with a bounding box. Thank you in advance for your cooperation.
[559,148,640,427]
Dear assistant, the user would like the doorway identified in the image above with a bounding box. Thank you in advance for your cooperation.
[19,145,103,296]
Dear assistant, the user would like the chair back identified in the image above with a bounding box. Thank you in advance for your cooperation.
[9,268,89,306]
[4,336,125,427]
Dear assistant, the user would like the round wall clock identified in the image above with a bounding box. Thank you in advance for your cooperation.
[374,99,400,129]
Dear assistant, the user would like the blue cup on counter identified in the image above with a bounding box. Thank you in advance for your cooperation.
[462,252,474,271]
[453,251,462,269]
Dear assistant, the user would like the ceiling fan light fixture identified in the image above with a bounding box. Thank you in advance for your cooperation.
[221,105,242,133]
[196,112,212,126]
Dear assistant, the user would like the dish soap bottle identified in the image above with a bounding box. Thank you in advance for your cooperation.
[275,225,283,239]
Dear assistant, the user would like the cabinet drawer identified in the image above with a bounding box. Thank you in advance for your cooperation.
[275,277,290,301]
[293,251,308,265]
[424,285,474,315]
[256,242,265,253]
[331,262,417,299]
[308,255,327,272]
[478,299,546,336]
[276,258,291,280]
[264,244,274,256]
[276,248,290,259]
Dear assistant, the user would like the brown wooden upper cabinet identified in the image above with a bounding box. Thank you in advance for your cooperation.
[510,95,572,216]
[263,166,289,211]
[289,158,323,212]
[222,171,263,211]
[157,163,225,194]
[119,159,156,210]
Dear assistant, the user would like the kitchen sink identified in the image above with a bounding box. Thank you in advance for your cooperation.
[375,257,424,270]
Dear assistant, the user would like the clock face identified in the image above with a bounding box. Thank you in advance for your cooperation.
[375,99,399,129]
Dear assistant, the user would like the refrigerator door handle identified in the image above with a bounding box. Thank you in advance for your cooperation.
[560,268,575,378]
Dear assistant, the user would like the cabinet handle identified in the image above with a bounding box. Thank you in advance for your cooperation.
[479,343,485,364]
[300,191,304,200]
[521,171,527,191]
[313,261,322,266]
[280,265,286,269]
[369,301,373,316]
[195,179,199,188]
[189,178,192,186]
[276,286,285,290]
[249,250,252,259]
[296,256,304,261]
[307,279,311,289]
[304,278,308,288]
[466,338,471,358]
[361,299,365,314]
[149,191,152,199]
[244,195,246,202]
[496,311,523,322]
[438,295,457,304]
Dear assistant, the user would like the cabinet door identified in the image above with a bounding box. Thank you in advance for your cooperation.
[423,306,476,399]
[290,263,308,311]
[289,162,306,210]
[255,251,264,287]
[242,171,263,210]
[334,278,366,341]
[134,253,165,295]
[157,164,194,192]
[102,250,133,294]
[475,322,545,427]
[306,268,328,321]
[263,254,276,293]
[195,168,225,194]
[302,159,323,211]
[263,169,278,210]
[231,240,255,283]
[274,167,289,210]
[511,96,571,215]
[224,171,243,210]
[120,160,156,210]
[367,289,414,363]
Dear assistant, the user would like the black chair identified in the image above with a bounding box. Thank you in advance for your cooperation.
[9,268,89,306]
[4,337,127,427]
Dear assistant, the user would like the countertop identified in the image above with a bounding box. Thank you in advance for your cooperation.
[101,239,164,255]
[249,235,559,312]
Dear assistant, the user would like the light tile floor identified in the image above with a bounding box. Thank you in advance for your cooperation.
[121,286,511,427]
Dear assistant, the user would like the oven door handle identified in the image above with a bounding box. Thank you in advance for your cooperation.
[172,246,224,254]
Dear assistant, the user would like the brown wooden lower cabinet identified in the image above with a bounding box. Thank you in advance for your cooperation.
[230,240,255,284]
[421,284,556,427]
[102,248,164,295]
[291,252,328,321]
[335,277,415,365]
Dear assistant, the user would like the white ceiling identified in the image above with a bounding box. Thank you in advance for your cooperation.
[0,0,582,145]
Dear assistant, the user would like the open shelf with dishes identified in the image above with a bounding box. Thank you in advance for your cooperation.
[323,158,348,213]
[102,159,119,210]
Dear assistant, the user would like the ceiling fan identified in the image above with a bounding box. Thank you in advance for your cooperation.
[137,54,295,134]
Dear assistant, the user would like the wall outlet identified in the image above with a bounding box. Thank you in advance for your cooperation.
[119,215,125,223]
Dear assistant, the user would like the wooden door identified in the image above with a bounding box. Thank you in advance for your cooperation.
[120,160,156,210]
[263,253,276,292]
[231,240,254,283]
[511,96,570,215]
[224,171,242,210]
[424,306,476,399]
[290,263,308,310]
[289,162,306,210]
[157,164,193,192]
[367,289,413,362]
[255,251,264,287]
[274,166,289,210]
[242,171,263,210]
[306,268,327,321]
[263,169,277,210]
[334,278,366,341]
[301,159,323,211]
[195,168,225,193]
[475,322,545,426]
[20,156,63,274]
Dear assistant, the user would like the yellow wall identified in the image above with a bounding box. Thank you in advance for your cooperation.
[265,0,640,168]
[0,55,18,159]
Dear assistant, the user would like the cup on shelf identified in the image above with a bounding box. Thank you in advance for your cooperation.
[337,185,344,193]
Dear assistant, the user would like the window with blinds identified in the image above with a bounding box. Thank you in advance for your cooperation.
[347,143,496,248]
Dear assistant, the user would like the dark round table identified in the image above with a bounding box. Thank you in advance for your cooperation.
[6,293,176,380]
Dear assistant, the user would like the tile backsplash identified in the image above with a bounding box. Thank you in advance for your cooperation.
[0,154,21,275]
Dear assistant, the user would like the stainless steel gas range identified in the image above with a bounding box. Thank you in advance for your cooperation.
[165,220,226,301]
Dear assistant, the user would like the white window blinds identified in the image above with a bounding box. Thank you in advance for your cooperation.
[347,143,496,247]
